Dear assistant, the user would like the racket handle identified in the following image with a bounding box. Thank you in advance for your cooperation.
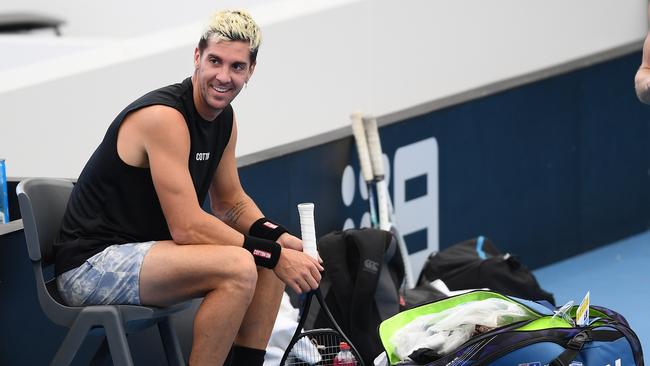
[376,180,391,231]
[363,114,390,231]
[297,203,318,258]
[350,111,374,182]
[362,114,385,178]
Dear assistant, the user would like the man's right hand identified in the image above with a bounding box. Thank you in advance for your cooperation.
[273,248,323,293]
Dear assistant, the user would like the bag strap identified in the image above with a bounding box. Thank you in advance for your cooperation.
[375,235,401,319]
[550,329,622,366]
[549,330,591,366]
[318,231,356,329]
[348,229,390,336]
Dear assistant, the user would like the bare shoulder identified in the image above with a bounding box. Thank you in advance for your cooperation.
[125,105,191,146]
[127,105,187,131]
[118,105,190,167]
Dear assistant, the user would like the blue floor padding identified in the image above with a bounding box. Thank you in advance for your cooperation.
[534,230,650,364]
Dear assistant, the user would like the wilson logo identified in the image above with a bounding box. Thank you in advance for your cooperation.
[196,152,210,161]
[252,249,271,259]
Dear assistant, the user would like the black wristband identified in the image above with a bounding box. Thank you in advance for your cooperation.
[249,217,289,241]
[243,235,282,269]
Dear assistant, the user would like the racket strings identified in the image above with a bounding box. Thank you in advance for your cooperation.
[284,331,348,366]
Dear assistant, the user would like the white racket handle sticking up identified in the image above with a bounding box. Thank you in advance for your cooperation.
[297,203,318,258]
[351,111,379,228]
[362,116,391,232]
[351,112,375,183]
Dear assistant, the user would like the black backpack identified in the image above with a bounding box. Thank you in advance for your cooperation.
[418,236,555,305]
[308,228,404,365]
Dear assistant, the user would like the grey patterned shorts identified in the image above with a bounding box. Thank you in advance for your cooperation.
[57,241,155,306]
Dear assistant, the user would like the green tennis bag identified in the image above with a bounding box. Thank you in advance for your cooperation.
[378,290,643,365]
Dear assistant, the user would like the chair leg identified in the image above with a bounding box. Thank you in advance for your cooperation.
[100,308,134,366]
[158,317,186,366]
[88,337,110,366]
[51,316,96,366]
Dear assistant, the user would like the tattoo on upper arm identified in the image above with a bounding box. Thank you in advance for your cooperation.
[224,200,247,226]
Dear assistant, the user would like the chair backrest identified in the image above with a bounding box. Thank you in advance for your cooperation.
[16,178,73,264]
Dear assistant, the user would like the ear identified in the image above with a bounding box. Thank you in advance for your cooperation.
[194,47,201,69]
[248,61,256,81]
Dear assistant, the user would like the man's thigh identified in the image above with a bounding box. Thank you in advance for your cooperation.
[57,241,155,306]
[139,241,257,307]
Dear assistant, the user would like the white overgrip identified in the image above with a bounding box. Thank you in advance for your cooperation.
[363,115,390,230]
[350,111,374,183]
[375,180,391,231]
[362,115,385,178]
[297,202,318,258]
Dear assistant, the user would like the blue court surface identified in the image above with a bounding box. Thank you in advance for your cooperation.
[533,230,650,364]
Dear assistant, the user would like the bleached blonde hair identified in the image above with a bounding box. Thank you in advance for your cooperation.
[198,9,262,63]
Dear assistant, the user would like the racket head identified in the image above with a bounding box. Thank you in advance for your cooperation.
[280,290,365,366]
[280,328,355,366]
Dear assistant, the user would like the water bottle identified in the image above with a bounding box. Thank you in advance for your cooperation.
[0,159,8,224]
[333,341,357,366]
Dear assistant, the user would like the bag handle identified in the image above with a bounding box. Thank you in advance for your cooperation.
[549,330,590,366]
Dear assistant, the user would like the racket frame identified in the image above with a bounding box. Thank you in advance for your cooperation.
[279,289,364,365]
[361,114,416,289]
[280,203,365,365]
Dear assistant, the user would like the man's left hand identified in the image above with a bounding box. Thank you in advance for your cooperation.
[277,233,303,251]
[277,233,324,264]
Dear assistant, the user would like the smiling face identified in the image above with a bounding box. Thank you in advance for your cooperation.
[192,38,255,120]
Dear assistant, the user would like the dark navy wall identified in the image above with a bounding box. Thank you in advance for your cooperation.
[239,51,650,270]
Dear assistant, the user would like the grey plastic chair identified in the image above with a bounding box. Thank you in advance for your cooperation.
[17,178,188,366]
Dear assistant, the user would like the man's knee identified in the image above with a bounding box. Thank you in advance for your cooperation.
[218,248,258,295]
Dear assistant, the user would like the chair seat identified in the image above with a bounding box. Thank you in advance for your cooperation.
[120,302,192,334]
[118,301,191,323]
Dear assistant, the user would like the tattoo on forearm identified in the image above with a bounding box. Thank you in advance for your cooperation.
[224,200,247,226]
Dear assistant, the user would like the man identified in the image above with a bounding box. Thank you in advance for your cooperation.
[636,8,650,103]
[54,10,323,366]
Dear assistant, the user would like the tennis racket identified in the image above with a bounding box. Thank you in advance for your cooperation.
[361,114,416,289]
[350,111,378,229]
[280,203,365,366]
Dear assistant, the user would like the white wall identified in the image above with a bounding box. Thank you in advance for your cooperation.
[0,0,647,178]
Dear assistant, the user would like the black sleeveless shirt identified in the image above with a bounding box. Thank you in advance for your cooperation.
[54,77,233,275]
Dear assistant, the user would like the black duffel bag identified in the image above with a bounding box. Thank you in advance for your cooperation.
[418,236,555,305]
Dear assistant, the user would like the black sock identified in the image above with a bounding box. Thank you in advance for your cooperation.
[229,345,266,366]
